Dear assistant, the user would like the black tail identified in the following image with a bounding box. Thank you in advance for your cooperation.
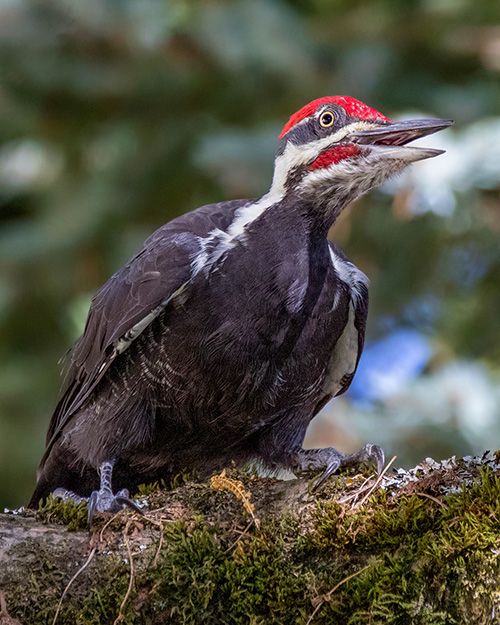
[27,451,100,509]
[28,480,51,509]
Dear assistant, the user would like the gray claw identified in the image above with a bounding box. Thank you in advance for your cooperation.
[311,457,341,493]
[371,445,386,476]
[343,443,385,474]
[308,443,385,492]
[114,490,144,516]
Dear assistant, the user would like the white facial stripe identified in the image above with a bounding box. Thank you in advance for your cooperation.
[190,190,282,276]
[270,120,377,196]
[190,120,380,276]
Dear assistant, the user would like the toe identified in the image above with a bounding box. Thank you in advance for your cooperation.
[87,491,99,525]
[370,445,385,476]
[52,488,88,505]
[87,488,143,524]
[114,490,144,516]
[311,456,341,492]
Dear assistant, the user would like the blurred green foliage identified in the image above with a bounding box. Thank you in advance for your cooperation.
[1,0,500,508]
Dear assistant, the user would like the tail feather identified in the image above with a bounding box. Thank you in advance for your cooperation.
[28,481,51,509]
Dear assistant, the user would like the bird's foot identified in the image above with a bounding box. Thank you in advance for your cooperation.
[87,486,143,525]
[53,460,143,525]
[53,486,142,525]
[294,443,385,492]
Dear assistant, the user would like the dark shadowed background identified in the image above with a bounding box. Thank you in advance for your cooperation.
[1,0,500,509]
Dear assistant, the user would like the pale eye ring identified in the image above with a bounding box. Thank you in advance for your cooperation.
[319,111,335,128]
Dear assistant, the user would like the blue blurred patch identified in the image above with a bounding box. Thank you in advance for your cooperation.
[349,329,432,404]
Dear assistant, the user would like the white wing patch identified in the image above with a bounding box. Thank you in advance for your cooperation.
[190,191,285,276]
[323,245,369,396]
[113,282,188,355]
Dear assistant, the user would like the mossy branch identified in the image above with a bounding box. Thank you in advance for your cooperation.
[2,454,500,625]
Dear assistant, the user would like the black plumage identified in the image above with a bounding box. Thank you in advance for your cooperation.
[29,97,452,514]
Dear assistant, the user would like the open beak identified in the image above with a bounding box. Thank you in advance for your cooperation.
[349,118,454,162]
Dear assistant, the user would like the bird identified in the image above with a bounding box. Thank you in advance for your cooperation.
[28,96,452,521]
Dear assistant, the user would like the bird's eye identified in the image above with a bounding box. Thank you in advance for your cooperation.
[319,111,335,128]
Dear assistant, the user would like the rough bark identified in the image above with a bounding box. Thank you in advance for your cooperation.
[2,454,500,625]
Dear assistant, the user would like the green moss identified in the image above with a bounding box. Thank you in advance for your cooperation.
[148,517,313,624]
[79,559,136,625]
[37,494,89,531]
[12,467,500,624]
[137,469,196,497]
[308,467,500,624]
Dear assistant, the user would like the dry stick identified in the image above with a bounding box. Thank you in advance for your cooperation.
[357,455,397,508]
[340,474,375,506]
[413,491,447,509]
[0,589,23,625]
[99,510,125,542]
[305,562,374,625]
[152,522,165,568]
[224,519,255,554]
[113,519,135,625]
[52,548,97,625]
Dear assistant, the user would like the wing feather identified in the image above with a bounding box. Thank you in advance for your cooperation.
[42,199,247,461]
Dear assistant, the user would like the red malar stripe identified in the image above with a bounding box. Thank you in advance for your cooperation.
[309,145,360,170]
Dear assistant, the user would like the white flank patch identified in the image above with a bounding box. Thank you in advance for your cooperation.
[323,303,359,396]
[329,246,369,305]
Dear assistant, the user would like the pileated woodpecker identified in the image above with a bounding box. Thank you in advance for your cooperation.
[29,96,452,519]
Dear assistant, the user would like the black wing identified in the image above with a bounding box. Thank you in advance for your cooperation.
[42,199,248,463]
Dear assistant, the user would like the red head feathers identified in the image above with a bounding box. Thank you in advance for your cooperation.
[279,96,390,139]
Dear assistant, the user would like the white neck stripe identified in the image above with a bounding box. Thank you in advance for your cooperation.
[191,120,378,276]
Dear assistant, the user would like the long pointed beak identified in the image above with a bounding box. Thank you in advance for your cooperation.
[349,118,454,162]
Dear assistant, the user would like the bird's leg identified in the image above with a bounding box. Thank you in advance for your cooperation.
[87,460,143,524]
[53,460,143,524]
[292,443,385,491]
[257,419,385,491]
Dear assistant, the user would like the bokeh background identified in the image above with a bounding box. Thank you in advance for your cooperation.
[1,0,500,509]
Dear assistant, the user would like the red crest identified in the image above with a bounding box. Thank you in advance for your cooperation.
[279,96,390,138]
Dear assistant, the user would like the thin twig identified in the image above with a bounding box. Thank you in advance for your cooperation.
[413,491,447,509]
[113,519,135,625]
[0,590,22,625]
[306,562,374,625]
[134,512,166,567]
[339,473,375,506]
[0,591,7,617]
[52,548,96,625]
[98,510,124,542]
[357,455,397,508]
[224,519,255,554]
[153,522,164,568]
